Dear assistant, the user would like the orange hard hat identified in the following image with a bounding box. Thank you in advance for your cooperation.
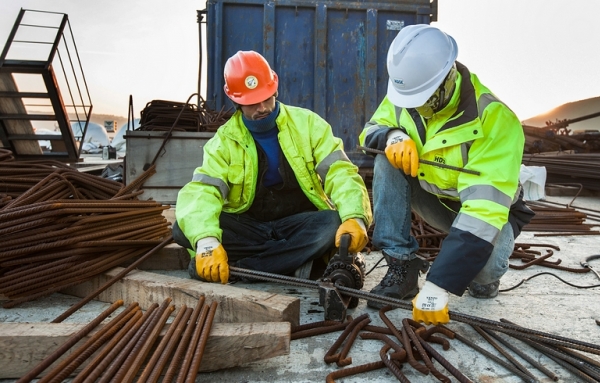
[223,51,279,105]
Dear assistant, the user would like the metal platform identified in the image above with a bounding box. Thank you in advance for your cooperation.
[0,9,92,162]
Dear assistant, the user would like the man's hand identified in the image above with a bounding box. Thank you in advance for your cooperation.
[412,281,449,325]
[385,138,419,177]
[195,237,229,284]
[335,218,368,253]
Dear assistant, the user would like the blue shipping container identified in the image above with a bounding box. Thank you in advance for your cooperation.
[206,0,435,166]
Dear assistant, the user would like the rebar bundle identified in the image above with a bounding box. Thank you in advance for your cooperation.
[138,97,233,133]
[0,155,172,308]
[18,297,218,383]
[523,152,600,191]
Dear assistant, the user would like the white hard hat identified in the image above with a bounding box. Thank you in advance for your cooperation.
[386,24,458,108]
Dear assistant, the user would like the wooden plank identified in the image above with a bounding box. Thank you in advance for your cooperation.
[61,268,300,326]
[200,321,290,372]
[121,243,190,271]
[0,73,43,155]
[0,321,290,378]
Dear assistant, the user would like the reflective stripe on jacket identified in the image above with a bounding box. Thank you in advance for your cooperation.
[360,62,524,295]
[176,102,372,251]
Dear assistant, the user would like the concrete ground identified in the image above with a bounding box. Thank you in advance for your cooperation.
[1,195,599,382]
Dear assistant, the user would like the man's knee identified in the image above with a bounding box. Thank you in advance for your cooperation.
[172,221,193,250]
[320,210,342,228]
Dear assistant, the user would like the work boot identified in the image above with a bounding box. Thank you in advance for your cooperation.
[468,280,500,299]
[367,252,429,310]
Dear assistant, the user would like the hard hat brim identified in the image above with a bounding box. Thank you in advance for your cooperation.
[230,74,278,105]
[386,78,441,108]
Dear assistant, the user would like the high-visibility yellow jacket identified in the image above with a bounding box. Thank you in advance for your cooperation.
[176,102,372,251]
[360,62,526,295]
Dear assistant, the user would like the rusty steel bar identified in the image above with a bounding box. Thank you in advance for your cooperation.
[557,345,600,370]
[543,352,600,383]
[292,319,351,340]
[323,313,369,364]
[2,247,137,300]
[85,309,146,382]
[0,254,82,288]
[440,326,537,383]
[400,325,429,375]
[357,145,482,175]
[40,304,141,383]
[15,299,124,383]
[163,296,206,383]
[336,317,371,367]
[379,344,410,383]
[2,252,93,279]
[374,307,428,375]
[101,303,160,383]
[0,208,58,230]
[52,235,173,323]
[511,250,562,265]
[0,218,168,259]
[112,163,157,198]
[401,317,450,382]
[292,319,346,333]
[510,333,600,382]
[176,303,211,383]
[121,299,175,383]
[72,309,143,383]
[510,250,555,270]
[414,325,451,350]
[413,331,473,383]
[325,360,386,383]
[186,300,219,382]
[142,306,193,383]
[486,319,600,356]
[534,231,600,237]
[481,328,559,382]
[499,319,600,376]
[362,325,393,335]
[472,325,537,381]
[360,332,405,356]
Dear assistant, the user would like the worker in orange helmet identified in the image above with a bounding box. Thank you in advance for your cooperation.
[174,50,372,284]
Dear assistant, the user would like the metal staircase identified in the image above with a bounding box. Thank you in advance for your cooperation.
[0,8,93,162]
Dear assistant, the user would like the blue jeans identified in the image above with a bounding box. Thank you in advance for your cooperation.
[372,154,514,285]
[173,210,341,277]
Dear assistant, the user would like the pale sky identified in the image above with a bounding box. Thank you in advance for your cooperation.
[1,0,599,121]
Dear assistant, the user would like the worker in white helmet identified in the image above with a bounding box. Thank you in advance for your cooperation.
[359,25,534,324]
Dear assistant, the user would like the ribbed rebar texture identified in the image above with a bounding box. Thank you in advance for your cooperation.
[0,158,171,309]
[18,298,218,383]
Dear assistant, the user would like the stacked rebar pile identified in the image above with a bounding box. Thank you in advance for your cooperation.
[522,125,600,154]
[0,156,171,308]
[18,297,218,383]
[523,152,600,191]
[524,200,599,235]
[138,97,233,133]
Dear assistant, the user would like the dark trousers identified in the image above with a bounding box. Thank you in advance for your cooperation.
[173,210,341,276]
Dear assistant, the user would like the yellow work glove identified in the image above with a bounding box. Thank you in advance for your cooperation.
[195,237,229,284]
[412,281,450,325]
[385,130,419,177]
[335,218,368,253]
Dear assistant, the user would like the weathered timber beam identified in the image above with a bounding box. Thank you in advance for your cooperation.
[0,321,290,379]
[60,268,300,326]
[120,243,190,270]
